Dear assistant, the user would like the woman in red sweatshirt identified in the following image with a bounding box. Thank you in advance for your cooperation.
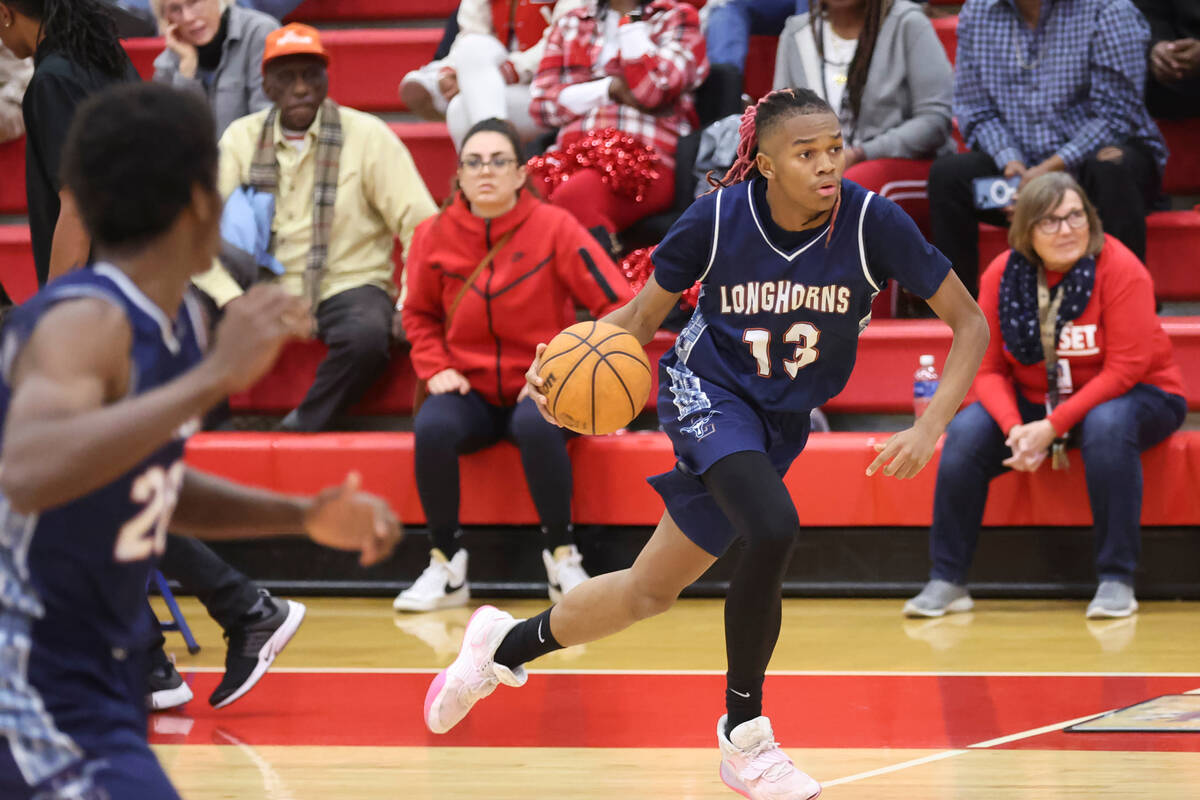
[905,173,1186,621]
[395,118,633,614]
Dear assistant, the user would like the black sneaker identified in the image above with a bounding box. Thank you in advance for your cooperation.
[209,593,306,709]
[146,650,193,711]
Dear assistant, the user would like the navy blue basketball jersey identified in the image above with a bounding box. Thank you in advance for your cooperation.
[652,178,951,413]
[0,264,205,787]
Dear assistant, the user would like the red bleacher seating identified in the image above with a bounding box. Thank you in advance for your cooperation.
[184,429,1200,527]
[744,35,776,101]
[225,317,1200,417]
[1159,119,1200,195]
[390,121,457,202]
[933,15,958,65]
[287,0,459,22]
[229,331,678,415]
[0,225,35,304]
[123,31,438,113]
[0,138,25,215]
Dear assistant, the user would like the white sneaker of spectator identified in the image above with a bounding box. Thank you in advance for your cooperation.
[543,544,588,603]
[394,548,470,613]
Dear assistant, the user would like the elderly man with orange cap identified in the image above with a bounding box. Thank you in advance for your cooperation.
[194,23,439,432]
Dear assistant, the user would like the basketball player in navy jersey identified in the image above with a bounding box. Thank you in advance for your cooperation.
[424,89,989,799]
[0,83,401,800]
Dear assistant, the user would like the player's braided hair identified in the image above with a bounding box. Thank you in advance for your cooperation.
[4,0,126,78]
[710,88,835,188]
[709,88,842,244]
[810,0,891,128]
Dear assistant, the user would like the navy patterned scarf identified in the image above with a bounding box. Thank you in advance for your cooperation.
[998,250,1095,365]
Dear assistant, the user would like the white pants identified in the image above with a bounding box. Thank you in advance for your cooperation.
[401,33,545,149]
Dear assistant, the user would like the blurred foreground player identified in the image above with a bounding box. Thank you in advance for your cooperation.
[0,83,401,800]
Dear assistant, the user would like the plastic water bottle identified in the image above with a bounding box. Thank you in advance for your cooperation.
[913,354,939,419]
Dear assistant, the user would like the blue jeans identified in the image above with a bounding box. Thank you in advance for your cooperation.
[706,0,807,70]
[930,384,1187,585]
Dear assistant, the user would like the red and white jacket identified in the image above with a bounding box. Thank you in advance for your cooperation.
[974,235,1186,435]
[404,190,634,407]
[530,0,708,167]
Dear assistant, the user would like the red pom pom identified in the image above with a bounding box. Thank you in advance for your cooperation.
[618,246,701,311]
[526,128,662,202]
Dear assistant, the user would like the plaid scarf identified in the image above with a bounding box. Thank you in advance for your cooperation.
[998,250,1095,366]
[248,98,343,309]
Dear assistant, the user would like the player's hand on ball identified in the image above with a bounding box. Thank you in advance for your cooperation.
[304,471,403,567]
[866,424,939,480]
[524,343,561,427]
[427,368,471,395]
[209,285,313,394]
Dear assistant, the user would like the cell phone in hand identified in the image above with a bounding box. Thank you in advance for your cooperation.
[972,176,1021,211]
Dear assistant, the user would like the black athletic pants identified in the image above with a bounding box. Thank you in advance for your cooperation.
[148,535,261,652]
[414,392,574,553]
[701,451,801,733]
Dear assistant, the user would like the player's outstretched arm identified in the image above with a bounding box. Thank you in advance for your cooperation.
[0,286,311,514]
[171,469,402,567]
[867,270,989,479]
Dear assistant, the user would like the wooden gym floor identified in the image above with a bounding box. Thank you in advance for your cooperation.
[151,596,1200,798]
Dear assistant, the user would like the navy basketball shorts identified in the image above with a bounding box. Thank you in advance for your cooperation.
[647,363,811,557]
[0,741,180,800]
[0,618,181,800]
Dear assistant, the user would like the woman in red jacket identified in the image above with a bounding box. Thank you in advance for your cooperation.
[906,173,1187,621]
[395,118,634,613]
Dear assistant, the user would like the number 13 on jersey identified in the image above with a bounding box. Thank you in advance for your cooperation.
[742,323,821,379]
[114,462,186,562]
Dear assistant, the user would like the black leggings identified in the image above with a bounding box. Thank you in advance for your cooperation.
[414,392,574,553]
[701,450,800,731]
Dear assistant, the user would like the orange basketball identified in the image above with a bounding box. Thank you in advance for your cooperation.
[537,321,652,435]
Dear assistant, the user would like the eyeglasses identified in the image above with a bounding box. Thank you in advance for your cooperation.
[1035,208,1087,235]
[459,155,518,174]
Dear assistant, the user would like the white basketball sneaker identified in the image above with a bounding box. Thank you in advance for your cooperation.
[424,605,527,734]
[718,715,821,800]
[394,548,470,612]
[543,545,589,602]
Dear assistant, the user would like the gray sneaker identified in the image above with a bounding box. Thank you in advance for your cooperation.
[1086,580,1138,619]
[903,580,974,618]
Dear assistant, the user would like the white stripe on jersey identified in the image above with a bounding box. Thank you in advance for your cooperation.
[94,263,182,354]
[746,186,828,262]
[698,188,722,282]
[857,192,881,293]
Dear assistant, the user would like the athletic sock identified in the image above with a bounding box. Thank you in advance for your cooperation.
[493,607,562,669]
[430,528,461,559]
[540,524,572,553]
[725,674,765,739]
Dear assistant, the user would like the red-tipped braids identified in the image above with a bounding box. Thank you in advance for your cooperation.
[705,87,844,244]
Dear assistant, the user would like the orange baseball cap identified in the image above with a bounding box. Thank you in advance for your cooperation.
[262,23,330,70]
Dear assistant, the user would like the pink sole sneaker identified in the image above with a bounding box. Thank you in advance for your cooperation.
[423,605,488,731]
[423,605,526,734]
[720,762,821,800]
